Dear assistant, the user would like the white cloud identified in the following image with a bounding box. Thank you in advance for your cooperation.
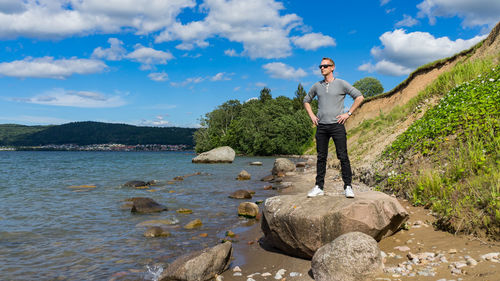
[170,77,204,87]
[0,56,107,79]
[138,119,171,127]
[291,32,336,50]
[155,0,303,59]
[380,0,391,5]
[395,15,419,27]
[125,44,174,69]
[0,115,70,125]
[255,82,267,87]
[417,0,500,28]
[148,72,168,82]
[0,0,196,38]
[16,88,126,108]
[359,29,486,76]
[210,72,233,81]
[224,49,239,57]
[263,62,307,80]
[92,38,126,61]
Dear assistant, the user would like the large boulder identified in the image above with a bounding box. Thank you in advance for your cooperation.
[192,146,235,163]
[126,197,168,214]
[261,191,408,258]
[159,242,233,281]
[312,232,383,281]
[271,158,295,175]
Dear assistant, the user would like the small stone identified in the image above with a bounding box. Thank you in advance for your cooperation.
[453,262,467,269]
[226,230,236,238]
[250,162,263,166]
[274,269,286,279]
[289,272,301,277]
[233,272,242,276]
[247,278,255,281]
[394,246,411,252]
[466,257,477,266]
[449,249,457,254]
[480,252,500,261]
[233,266,242,272]
[176,208,193,214]
[440,256,449,263]
[237,170,251,180]
[215,275,223,281]
[451,268,462,275]
[261,273,272,277]
[184,219,202,229]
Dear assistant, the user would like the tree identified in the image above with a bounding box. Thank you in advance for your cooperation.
[293,83,307,111]
[259,87,272,103]
[353,77,384,98]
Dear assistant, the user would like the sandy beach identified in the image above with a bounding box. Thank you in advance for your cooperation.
[219,165,500,281]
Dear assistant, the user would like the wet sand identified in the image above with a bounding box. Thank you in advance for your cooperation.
[220,167,500,281]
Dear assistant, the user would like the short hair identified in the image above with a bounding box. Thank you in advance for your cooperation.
[322,57,335,66]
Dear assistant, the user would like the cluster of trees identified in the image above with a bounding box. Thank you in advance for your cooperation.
[194,84,317,155]
[353,77,384,98]
[0,122,196,146]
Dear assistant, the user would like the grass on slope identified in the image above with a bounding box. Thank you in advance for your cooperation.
[384,65,500,239]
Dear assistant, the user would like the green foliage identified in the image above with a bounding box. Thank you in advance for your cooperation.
[0,124,52,145]
[194,85,314,155]
[383,64,500,238]
[1,122,196,146]
[353,77,384,98]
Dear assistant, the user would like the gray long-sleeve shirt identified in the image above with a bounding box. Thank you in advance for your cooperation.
[303,78,362,124]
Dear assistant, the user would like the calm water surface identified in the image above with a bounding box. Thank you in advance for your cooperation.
[0,151,283,280]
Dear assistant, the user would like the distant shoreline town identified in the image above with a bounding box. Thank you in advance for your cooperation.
[0,144,192,152]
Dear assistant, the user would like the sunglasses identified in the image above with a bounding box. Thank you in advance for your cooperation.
[319,64,333,69]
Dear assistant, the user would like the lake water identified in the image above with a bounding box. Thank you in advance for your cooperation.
[0,151,286,280]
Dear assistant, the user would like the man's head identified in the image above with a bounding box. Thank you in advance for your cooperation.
[319,57,335,77]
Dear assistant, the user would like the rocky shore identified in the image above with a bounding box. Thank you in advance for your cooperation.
[216,158,500,281]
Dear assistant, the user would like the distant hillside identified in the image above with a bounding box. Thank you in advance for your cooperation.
[0,122,196,147]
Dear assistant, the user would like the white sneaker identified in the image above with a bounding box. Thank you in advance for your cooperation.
[345,186,355,198]
[307,185,324,197]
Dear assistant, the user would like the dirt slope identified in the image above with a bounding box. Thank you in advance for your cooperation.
[344,21,500,168]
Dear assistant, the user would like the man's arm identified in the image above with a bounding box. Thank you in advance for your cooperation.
[304,102,319,126]
[336,95,364,124]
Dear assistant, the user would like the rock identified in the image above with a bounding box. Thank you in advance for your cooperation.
[124,180,148,187]
[481,252,499,261]
[261,191,409,258]
[250,162,263,166]
[126,197,168,214]
[271,158,295,175]
[238,202,259,218]
[263,185,273,190]
[274,269,286,279]
[229,190,252,199]
[232,266,241,272]
[192,146,235,163]
[159,242,232,281]
[173,176,184,181]
[184,219,203,229]
[144,226,171,237]
[136,219,178,227]
[176,208,193,214]
[261,175,274,182]
[225,231,236,238]
[237,170,251,180]
[311,232,383,281]
[394,246,411,252]
[295,162,306,168]
[448,248,457,254]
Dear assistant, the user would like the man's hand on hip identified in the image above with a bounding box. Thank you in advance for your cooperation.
[336,113,349,124]
[309,115,319,126]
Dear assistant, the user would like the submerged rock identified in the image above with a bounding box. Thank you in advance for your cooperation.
[261,191,408,258]
[238,202,259,218]
[192,146,235,163]
[159,242,232,281]
[271,158,295,175]
[237,170,251,180]
[228,190,252,199]
[126,197,168,214]
[184,219,203,229]
[144,226,171,238]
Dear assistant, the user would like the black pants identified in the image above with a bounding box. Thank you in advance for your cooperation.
[315,123,352,189]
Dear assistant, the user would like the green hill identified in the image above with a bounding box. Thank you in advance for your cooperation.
[0,121,196,147]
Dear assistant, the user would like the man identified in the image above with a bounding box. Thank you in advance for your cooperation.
[303,57,364,198]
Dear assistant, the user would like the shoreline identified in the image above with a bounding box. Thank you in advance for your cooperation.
[219,163,500,281]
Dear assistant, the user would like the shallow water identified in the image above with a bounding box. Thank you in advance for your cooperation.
[0,151,280,280]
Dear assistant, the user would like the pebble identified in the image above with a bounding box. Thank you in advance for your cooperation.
[481,252,500,262]
[289,272,301,277]
[450,268,462,275]
[449,249,457,254]
[233,272,242,276]
[216,276,223,281]
[394,246,411,252]
[274,269,286,279]
[465,257,478,266]
[261,273,272,277]
[233,266,242,272]
[247,278,256,281]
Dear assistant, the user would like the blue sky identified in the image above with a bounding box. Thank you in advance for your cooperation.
[0,0,498,128]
